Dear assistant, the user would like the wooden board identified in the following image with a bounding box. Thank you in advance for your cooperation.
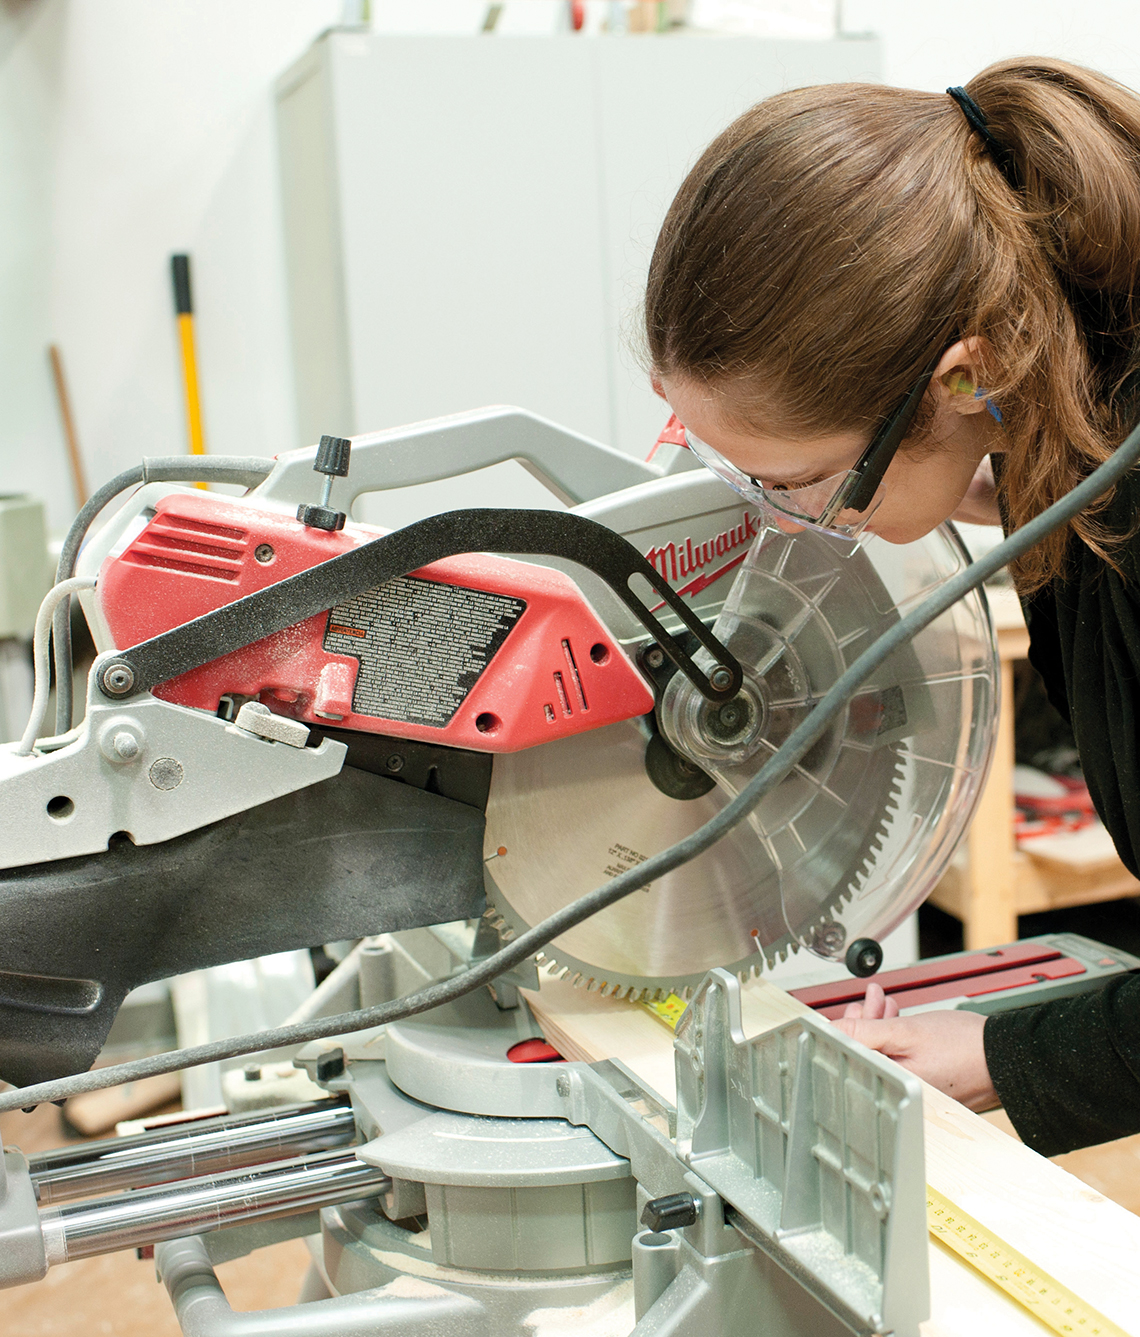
[523,975,1140,1337]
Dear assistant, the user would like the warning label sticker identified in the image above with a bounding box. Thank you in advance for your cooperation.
[323,576,526,727]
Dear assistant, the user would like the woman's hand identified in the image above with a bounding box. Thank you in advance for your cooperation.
[951,456,1003,526]
[832,983,999,1112]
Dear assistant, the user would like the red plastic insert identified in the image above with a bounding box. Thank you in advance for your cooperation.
[507,1039,563,1064]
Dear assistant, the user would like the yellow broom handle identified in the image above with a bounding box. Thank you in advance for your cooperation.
[171,254,207,461]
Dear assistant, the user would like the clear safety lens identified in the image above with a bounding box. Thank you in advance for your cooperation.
[684,430,884,540]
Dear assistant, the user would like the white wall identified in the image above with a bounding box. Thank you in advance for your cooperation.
[0,0,340,536]
[0,1,64,527]
[842,0,1140,90]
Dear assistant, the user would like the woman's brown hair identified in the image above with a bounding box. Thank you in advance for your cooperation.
[645,58,1140,591]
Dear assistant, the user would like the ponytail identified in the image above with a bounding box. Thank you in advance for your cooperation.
[963,59,1140,586]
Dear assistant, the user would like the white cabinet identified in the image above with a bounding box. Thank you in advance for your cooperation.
[276,32,880,462]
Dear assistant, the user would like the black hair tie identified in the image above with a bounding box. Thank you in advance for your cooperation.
[947,86,1022,192]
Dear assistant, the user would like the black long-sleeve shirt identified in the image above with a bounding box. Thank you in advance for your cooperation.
[983,466,1140,1155]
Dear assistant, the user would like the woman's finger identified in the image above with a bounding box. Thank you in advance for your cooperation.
[862,981,888,1019]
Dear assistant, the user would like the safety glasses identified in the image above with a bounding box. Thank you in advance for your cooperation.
[683,360,940,540]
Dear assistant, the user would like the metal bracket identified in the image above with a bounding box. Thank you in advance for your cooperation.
[0,1136,47,1289]
[674,970,929,1337]
[0,657,346,870]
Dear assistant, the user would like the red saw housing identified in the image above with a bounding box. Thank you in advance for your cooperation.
[97,492,655,752]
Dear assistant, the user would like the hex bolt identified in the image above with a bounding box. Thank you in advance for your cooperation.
[640,1192,700,1232]
[813,921,847,957]
[709,666,734,691]
[101,663,136,697]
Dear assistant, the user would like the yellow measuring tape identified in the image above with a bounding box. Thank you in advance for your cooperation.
[639,993,689,1029]
[926,1185,1128,1336]
[640,996,1129,1336]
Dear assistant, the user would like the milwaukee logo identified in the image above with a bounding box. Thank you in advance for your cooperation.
[644,511,760,600]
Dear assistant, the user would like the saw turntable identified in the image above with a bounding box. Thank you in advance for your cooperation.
[0,406,1029,1333]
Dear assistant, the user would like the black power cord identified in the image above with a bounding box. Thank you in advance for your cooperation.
[7,424,1139,1115]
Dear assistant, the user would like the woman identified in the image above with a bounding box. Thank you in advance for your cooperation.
[645,57,1140,1157]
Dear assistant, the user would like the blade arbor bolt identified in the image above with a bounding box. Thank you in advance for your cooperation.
[705,693,755,743]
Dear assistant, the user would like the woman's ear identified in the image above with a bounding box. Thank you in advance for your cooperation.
[930,338,991,416]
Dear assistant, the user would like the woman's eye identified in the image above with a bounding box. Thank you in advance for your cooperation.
[762,476,827,493]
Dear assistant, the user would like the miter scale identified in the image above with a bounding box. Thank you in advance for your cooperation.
[0,408,1000,1334]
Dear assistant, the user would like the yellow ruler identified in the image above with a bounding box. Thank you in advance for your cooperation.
[926,1185,1129,1336]
[640,1000,1128,1335]
[639,992,689,1029]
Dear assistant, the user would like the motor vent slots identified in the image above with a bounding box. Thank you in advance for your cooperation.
[120,514,249,582]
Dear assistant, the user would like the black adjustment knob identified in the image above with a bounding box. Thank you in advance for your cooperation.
[296,502,346,532]
[640,1192,699,1232]
[846,937,884,978]
[315,433,352,478]
[297,433,352,531]
[315,1046,346,1083]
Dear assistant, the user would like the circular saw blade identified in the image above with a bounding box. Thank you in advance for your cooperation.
[483,515,995,999]
[483,716,904,997]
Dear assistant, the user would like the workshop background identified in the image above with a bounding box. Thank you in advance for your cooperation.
[4,0,1140,532]
[6,2,1140,1334]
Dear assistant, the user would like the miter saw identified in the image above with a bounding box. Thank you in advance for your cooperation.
[0,407,1001,1334]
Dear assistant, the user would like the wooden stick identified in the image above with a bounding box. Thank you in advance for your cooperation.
[47,344,88,508]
